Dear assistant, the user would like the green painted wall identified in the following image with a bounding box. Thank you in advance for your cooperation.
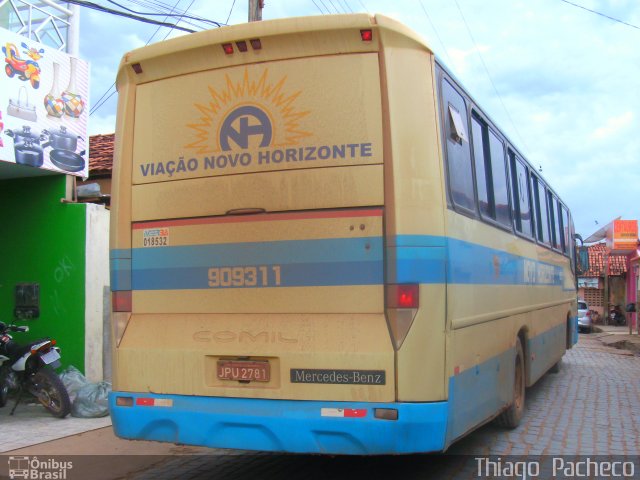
[0,175,86,372]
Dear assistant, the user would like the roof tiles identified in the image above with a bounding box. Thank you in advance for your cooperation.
[88,133,114,176]
[584,243,627,277]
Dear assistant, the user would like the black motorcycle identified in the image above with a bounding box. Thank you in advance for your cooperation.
[0,321,71,418]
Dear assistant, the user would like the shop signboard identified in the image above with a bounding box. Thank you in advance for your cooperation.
[0,28,89,178]
[607,219,638,253]
[578,278,599,289]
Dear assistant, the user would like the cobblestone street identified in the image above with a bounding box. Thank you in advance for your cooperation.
[126,334,640,480]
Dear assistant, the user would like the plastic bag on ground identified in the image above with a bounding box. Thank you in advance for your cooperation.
[72,381,112,418]
[59,365,88,402]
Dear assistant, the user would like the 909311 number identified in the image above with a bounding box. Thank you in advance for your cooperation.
[208,265,282,288]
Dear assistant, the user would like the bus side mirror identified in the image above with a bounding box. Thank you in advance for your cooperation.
[576,246,589,275]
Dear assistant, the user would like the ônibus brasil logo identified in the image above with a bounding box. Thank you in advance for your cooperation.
[185,68,312,155]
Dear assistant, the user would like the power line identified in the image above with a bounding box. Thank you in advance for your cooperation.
[316,0,332,14]
[338,0,353,13]
[355,0,368,13]
[106,0,222,27]
[326,0,342,14]
[65,0,196,32]
[453,0,529,153]
[225,0,237,24]
[558,0,640,31]
[310,0,327,15]
[418,0,454,68]
[90,0,202,117]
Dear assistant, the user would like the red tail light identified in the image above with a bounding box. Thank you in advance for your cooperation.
[222,43,234,55]
[387,284,419,309]
[112,291,132,312]
[385,284,420,350]
[360,29,373,42]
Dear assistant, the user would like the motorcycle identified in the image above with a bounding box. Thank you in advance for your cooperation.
[0,321,71,418]
[609,305,626,326]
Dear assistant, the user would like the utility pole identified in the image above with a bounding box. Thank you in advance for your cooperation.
[249,0,263,22]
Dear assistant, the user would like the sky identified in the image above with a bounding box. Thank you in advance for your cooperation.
[78,0,640,239]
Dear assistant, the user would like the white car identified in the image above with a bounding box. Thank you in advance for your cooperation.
[578,300,592,333]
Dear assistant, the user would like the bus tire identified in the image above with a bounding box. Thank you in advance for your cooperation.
[496,338,525,428]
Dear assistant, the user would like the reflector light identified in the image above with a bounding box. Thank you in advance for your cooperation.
[374,408,398,420]
[116,396,134,407]
[236,41,248,52]
[250,38,262,50]
[360,29,373,42]
[321,408,367,418]
[222,43,234,54]
[131,63,143,74]
[112,291,132,312]
[134,397,173,407]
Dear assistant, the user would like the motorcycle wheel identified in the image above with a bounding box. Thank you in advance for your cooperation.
[31,368,71,418]
[0,372,8,408]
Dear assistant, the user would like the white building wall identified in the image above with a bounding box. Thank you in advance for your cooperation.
[84,203,110,381]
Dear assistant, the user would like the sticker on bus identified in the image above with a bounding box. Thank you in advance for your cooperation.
[142,228,169,247]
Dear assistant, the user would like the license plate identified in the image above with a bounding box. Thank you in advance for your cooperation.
[40,349,60,365]
[217,360,270,382]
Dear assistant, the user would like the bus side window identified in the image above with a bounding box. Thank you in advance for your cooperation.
[548,193,562,251]
[561,205,570,255]
[442,79,475,212]
[471,114,510,227]
[531,175,551,245]
[488,130,510,226]
[509,152,533,238]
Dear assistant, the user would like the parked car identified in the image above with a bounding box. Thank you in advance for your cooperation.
[578,300,592,333]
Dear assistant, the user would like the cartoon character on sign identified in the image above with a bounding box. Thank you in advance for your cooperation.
[2,42,44,89]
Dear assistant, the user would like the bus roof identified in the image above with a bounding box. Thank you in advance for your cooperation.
[116,13,433,87]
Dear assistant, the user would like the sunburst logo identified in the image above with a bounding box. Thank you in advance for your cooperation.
[185,68,313,155]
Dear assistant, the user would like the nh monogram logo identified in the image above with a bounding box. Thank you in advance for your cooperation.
[219,105,272,151]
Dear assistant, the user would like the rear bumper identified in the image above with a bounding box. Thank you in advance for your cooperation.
[109,392,448,455]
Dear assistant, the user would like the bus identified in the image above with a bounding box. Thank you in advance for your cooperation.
[109,13,579,455]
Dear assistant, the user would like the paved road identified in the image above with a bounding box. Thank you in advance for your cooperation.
[3,334,639,480]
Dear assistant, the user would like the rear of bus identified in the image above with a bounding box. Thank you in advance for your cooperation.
[109,14,449,455]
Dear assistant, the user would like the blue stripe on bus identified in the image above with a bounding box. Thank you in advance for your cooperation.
[110,235,568,291]
[133,237,383,269]
[110,249,131,291]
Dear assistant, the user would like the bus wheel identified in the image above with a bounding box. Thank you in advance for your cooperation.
[496,338,525,428]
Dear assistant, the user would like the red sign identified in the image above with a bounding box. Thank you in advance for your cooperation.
[607,220,638,252]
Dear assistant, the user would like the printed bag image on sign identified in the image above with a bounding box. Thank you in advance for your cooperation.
[7,86,36,122]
